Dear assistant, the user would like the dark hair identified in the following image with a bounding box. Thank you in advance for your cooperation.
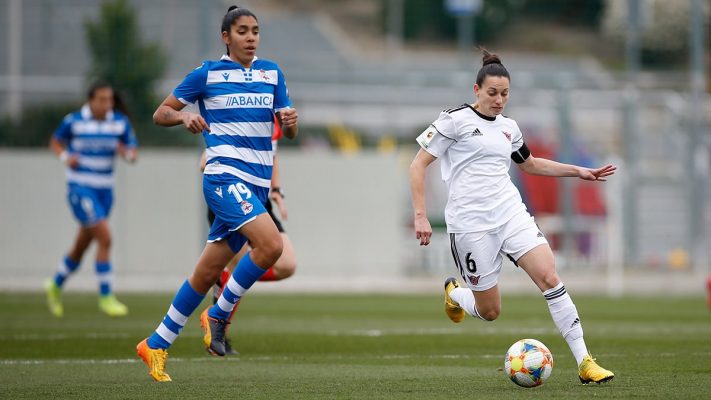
[87,79,132,121]
[87,79,112,99]
[221,6,258,55]
[112,90,131,121]
[475,47,510,87]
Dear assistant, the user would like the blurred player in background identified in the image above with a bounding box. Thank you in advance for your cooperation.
[200,117,297,355]
[409,49,616,384]
[44,80,137,318]
[137,5,298,382]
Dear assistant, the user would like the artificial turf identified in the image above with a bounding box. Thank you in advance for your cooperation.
[1,292,709,399]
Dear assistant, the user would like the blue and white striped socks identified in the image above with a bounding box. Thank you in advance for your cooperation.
[53,256,80,287]
[147,280,205,350]
[95,261,112,296]
[208,252,266,320]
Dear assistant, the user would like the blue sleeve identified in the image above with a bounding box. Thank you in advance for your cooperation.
[53,114,73,143]
[172,62,208,104]
[120,117,138,148]
[273,67,292,111]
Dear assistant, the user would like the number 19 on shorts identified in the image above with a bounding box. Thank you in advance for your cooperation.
[227,182,252,202]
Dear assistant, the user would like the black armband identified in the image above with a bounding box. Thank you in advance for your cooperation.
[511,143,531,164]
[271,187,285,198]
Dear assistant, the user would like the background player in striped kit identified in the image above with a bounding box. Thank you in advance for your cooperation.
[44,80,137,318]
[137,5,298,382]
[409,49,616,384]
[199,117,297,355]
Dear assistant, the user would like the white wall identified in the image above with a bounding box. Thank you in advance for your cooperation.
[1,149,704,295]
[0,149,406,292]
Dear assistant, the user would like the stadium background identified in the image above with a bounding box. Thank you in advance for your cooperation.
[0,0,709,296]
[1,1,710,398]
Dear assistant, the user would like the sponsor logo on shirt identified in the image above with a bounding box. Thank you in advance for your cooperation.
[502,131,512,141]
[215,187,223,198]
[471,128,483,136]
[222,72,230,81]
[225,95,273,107]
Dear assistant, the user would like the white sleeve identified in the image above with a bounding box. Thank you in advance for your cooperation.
[415,112,456,158]
[511,120,524,152]
[431,112,457,140]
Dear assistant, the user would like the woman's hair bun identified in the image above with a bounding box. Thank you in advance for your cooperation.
[481,47,502,66]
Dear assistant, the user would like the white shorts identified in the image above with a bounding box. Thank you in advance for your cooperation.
[448,210,548,291]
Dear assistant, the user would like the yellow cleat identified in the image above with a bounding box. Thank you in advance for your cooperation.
[136,338,172,382]
[44,279,63,318]
[578,354,614,384]
[99,294,128,317]
[444,277,465,323]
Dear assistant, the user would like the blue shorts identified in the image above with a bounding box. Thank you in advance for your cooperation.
[67,184,113,226]
[203,173,268,253]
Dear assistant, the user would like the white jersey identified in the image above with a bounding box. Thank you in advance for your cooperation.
[416,104,530,233]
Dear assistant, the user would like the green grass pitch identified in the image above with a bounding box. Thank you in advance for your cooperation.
[1,292,710,399]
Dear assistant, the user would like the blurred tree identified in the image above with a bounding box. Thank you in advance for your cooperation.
[522,0,604,26]
[601,0,706,68]
[381,0,607,46]
[1,0,199,148]
[381,0,523,45]
[85,0,166,122]
[0,103,78,147]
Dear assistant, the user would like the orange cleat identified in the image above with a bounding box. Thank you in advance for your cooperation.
[136,338,171,382]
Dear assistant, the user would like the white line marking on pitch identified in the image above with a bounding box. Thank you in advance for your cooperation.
[1,332,205,341]
[2,333,133,340]
[4,352,710,366]
[326,327,553,336]
[0,357,238,366]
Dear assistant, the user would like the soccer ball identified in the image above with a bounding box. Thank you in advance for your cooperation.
[504,338,554,388]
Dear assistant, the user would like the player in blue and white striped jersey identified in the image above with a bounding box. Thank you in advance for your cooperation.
[137,5,298,382]
[44,80,137,318]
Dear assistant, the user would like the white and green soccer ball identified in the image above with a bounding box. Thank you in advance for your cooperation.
[504,338,554,388]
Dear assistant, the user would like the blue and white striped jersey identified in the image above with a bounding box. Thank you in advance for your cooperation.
[53,104,137,189]
[173,55,292,189]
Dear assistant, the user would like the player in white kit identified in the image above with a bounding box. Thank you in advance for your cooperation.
[409,49,616,384]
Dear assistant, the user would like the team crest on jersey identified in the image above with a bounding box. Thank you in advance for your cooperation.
[258,69,273,83]
[215,187,223,198]
[467,275,480,285]
[502,131,512,141]
[240,200,253,215]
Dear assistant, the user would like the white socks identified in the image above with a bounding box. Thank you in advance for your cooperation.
[450,281,590,365]
[544,282,588,365]
[449,287,485,320]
